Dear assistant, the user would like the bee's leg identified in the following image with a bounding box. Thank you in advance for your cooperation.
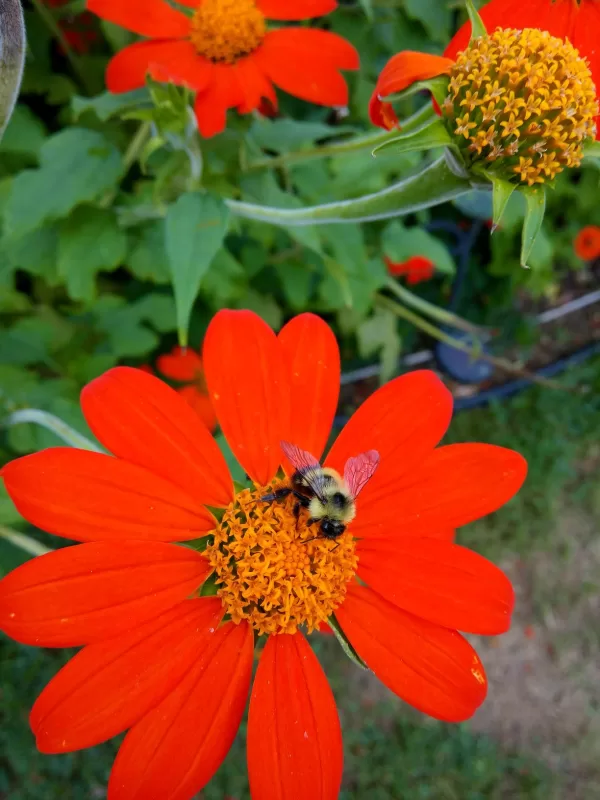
[292,491,311,508]
[306,517,317,527]
[300,534,321,545]
[330,540,340,553]
[260,487,292,503]
[293,501,302,530]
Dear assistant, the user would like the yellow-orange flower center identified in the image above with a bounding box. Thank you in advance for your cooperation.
[205,482,358,636]
[441,28,598,186]
[189,0,266,64]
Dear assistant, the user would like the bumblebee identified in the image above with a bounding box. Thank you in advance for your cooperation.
[261,441,379,542]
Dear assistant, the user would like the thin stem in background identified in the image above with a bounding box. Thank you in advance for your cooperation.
[376,294,579,393]
[385,277,488,337]
[0,525,52,556]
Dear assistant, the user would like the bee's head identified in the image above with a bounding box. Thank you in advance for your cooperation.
[320,519,345,539]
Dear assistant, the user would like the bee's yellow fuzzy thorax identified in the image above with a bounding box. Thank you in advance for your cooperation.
[205,481,358,636]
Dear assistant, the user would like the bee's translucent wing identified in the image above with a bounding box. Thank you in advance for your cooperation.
[280,440,329,500]
[343,450,380,499]
[280,441,321,472]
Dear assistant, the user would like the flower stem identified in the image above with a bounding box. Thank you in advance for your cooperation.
[376,294,577,392]
[228,155,471,226]
[0,525,52,556]
[385,278,487,336]
[29,0,93,93]
[3,409,105,451]
[245,103,437,171]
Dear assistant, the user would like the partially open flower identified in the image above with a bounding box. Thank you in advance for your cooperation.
[370,26,598,188]
[0,310,527,800]
[574,225,600,260]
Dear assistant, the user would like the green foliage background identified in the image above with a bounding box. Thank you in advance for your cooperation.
[1,0,599,797]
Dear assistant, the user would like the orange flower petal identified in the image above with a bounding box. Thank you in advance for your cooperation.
[336,584,487,722]
[108,621,253,800]
[369,51,454,129]
[574,225,600,261]
[203,310,290,486]
[278,313,340,461]
[156,346,203,382]
[248,633,343,800]
[444,0,577,61]
[235,55,277,114]
[351,443,527,538]
[177,386,219,433]
[257,0,337,19]
[87,0,190,38]
[0,541,211,647]
[357,537,514,634]
[30,599,224,753]
[2,448,215,543]
[256,29,358,107]
[81,367,231,508]
[326,370,453,526]
[193,63,244,137]
[106,40,212,94]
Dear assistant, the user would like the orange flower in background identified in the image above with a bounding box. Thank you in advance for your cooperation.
[0,310,526,800]
[48,0,97,54]
[86,0,359,137]
[156,345,217,432]
[574,225,600,260]
[384,254,435,285]
[445,0,600,141]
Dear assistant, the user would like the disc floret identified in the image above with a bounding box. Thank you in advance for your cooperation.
[205,483,358,636]
[190,0,266,64]
[441,28,599,186]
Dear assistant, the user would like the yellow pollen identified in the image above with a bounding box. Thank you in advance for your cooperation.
[189,0,266,64]
[441,28,599,186]
[205,482,358,636]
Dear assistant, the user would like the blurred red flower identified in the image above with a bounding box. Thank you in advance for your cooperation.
[48,0,97,54]
[384,254,435,285]
[574,225,600,261]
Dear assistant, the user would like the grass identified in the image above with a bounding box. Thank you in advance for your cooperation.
[1,356,599,798]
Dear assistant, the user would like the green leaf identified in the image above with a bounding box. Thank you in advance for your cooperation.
[521,188,547,268]
[465,0,487,39]
[491,176,517,231]
[583,139,600,160]
[329,614,368,670]
[4,128,123,238]
[382,220,456,275]
[0,105,46,158]
[57,207,128,302]
[357,309,402,384]
[4,225,59,281]
[165,192,230,345]
[129,221,170,284]
[249,118,357,154]
[404,0,452,41]
[72,89,151,122]
[357,0,373,20]
[383,75,450,110]
[372,120,452,157]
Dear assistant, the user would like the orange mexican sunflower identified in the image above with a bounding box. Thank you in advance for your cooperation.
[0,310,526,800]
[150,345,217,432]
[384,254,435,285]
[86,0,359,137]
[446,0,600,141]
[574,224,600,259]
[370,10,598,186]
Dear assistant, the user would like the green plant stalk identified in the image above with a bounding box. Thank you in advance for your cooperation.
[385,277,487,337]
[0,524,52,556]
[376,294,576,392]
[29,0,93,93]
[246,103,437,171]
[228,155,472,226]
[0,0,25,139]
[4,409,105,451]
